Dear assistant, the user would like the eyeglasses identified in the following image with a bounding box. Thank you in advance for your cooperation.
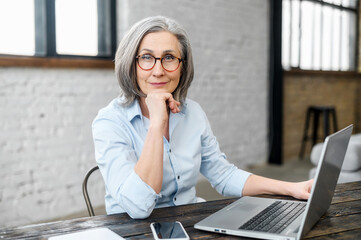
[136,54,183,72]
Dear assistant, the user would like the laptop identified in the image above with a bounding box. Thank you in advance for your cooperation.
[194,124,353,240]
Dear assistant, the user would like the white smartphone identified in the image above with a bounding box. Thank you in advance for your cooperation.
[150,221,190,240]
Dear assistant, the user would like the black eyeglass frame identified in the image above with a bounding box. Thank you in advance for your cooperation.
[135,55,184,72]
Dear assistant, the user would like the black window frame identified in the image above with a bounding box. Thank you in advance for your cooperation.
[1,0,117,60]
[282,0,359,72]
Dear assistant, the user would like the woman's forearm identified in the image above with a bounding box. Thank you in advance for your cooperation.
[242,174,313,200]
[242,175,291,196]
[134,124,164,193]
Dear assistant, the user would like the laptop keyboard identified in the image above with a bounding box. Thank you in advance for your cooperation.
[239,201,306,234]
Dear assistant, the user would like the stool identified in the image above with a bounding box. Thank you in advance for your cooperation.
[299,105,338,159]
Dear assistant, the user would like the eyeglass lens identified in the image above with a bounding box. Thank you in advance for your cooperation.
[137,55,181,71]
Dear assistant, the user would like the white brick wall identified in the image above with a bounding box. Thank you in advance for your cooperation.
[0,68,118,227]
[0,0,269,227]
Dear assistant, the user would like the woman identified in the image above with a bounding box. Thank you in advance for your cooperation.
[92,16,313,219]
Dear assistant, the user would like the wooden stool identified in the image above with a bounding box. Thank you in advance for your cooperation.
[299,105,338,159]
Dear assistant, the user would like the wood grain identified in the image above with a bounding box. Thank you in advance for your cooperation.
[1,181,360,240]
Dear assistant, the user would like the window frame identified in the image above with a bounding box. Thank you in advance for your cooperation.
[282,0,360,72]
[0,0,116,68]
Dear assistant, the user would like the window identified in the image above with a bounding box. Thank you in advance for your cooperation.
[0,0,116,60]
[282,0,358,71]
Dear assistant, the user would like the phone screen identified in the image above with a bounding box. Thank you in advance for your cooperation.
[152,222,188,239]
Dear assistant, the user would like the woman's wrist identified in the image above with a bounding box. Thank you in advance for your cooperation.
[149,121,166,131]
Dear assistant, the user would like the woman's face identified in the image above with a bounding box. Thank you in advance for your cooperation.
[136,31,182,96]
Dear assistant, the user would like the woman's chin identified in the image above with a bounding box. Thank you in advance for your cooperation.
[148,88,172,94]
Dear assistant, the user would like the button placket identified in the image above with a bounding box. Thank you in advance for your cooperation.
[169,147,178,204]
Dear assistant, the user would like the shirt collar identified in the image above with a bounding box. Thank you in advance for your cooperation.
[179,100,187,115]
[126,99,142,122]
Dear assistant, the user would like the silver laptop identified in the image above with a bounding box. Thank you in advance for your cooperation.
[194,124,353,240]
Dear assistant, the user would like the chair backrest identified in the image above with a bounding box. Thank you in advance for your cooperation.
[82,165,99,216]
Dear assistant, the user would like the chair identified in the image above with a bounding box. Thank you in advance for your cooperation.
[82,165,99,216]
[299,105,338,159]
[309,133,361,183]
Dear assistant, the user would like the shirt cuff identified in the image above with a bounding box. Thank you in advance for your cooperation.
[222,169,252,197]
[120,170,161,218]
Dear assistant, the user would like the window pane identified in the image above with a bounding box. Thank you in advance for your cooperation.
[343,0,358,8]
[290,0,300,67]
[0,0,35,55]
[331,8,341,71]
[348,13,356,71]
[340,11,349,71]
[321,5,332,71]
[313,3,322,70]
[55,0,98,56]
[282,0,291,70]
[340,11,356,71]
[300,1,313,70]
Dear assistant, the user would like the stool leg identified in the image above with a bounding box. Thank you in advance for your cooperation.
[332,109,338,132]
[312,111,319,147]
[299,108,311,159]
[323,110,330,140]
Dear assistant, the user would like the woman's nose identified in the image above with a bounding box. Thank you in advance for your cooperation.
[152,59,165,76]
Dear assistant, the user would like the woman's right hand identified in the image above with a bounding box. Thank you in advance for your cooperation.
[145,92,180,128]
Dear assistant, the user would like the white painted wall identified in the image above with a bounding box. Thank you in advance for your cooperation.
[0,0,269,227]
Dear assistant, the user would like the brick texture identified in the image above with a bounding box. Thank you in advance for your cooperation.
[283,72,361,161]
[0,0,269,227]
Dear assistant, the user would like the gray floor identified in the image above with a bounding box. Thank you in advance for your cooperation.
[245,157,314,182]
[51,158,314,221]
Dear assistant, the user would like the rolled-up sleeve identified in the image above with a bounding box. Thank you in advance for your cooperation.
[92,114,160,219]
[199,109,251,197]
[120,170,161,218]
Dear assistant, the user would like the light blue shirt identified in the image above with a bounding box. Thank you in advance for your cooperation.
[92,97,251,219]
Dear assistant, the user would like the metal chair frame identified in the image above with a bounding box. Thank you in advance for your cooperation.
[82,165,100,216]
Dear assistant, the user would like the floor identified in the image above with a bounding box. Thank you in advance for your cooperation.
[51,157,315,221]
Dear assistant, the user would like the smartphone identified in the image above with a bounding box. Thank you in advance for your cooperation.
[150,221,190,240]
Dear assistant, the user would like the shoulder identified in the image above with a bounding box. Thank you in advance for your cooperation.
[93,98,138,129]
[183,98,208,121]
[95,98,125,120]
[183,98,203,112]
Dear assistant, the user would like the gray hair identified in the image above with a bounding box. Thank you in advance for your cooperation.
[114,16,194,106]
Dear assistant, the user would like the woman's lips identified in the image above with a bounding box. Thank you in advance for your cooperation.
[149,82,168,87]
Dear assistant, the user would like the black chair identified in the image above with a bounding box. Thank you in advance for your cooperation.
[299,105,338,159]
[82,165,100,216]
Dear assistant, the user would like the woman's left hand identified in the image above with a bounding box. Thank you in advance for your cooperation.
[289,179,314,200]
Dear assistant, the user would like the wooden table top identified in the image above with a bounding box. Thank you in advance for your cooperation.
[1,181,360,239]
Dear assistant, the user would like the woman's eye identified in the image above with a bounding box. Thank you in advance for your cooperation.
[141,54,153,60]
[164,55,175,61]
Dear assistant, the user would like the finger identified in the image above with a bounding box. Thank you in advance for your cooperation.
[167,97,181,112]
[305,179,313,192]
[169,102,180,113]
[168,97,180,106]
[168,100,175,108]
[303,191,310,200]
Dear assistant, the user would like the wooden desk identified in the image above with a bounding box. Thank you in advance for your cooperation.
[1,181,360,239]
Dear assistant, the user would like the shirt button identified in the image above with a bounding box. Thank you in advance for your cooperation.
[174,197,177,201]
[169,149,172,153]
[177,176,180,180]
